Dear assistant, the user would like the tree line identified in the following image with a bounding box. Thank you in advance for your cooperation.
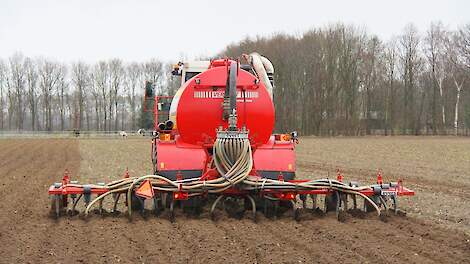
[0,56,178,132]
[223,22,470,136]
[1,22,469,135]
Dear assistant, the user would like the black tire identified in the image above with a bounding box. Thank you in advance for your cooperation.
[364,195,380,213]
[163,193,175,209]
[324,193,338,212]
[130,194,144,211]
[182,197,204,217]
[262,199,276,218]
[224,197,245,219]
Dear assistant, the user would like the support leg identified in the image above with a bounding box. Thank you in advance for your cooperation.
[291,200,301,222]
[70,194,82,216]
[169,199,176,223]
[112,193,120,215]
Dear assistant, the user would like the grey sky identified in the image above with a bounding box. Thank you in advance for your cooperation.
[0,0,468,63]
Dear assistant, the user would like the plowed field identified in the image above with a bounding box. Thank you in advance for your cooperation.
[0,137,469,263]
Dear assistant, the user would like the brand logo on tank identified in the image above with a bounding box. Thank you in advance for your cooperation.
[194,91,259,99]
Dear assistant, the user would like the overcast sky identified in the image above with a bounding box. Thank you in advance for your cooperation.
[0,0,468,63]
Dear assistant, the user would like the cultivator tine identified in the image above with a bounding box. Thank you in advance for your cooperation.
[273,200,279,220]
[70,194,82,216]
[391,181,407,216]
[379,196,388,211]
[82,185,92,217]
[51,195,61,218]
[97,199,103,215]
[363,195,378,213]
[69,194,76,214]
[153,195,162,216]
[56,195,61,218]
[210,195,225,221]
[299,194,307,209]
[138,197,146,216]
[245,194,257,222]
[335,192,347,222]
[112,193,121,215]
[351,194,357,210]
[263,199,268,217]
[309,194,319,214]
[262,197,277,219]
[169,198,176,223]
[291,200,301,222]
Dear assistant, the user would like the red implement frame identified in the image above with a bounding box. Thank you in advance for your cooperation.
[49,169,415,199]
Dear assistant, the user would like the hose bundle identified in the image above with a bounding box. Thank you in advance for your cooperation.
[84,137,253,216]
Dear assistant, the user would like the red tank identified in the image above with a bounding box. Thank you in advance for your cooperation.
[156,59,295,181]
[169,59,275,146]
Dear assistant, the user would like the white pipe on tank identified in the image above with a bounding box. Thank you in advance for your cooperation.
[244,52,274,99]
[260,56,274,75]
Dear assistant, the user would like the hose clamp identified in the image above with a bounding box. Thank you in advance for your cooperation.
[83,185,91,194]
[261,178,267,190]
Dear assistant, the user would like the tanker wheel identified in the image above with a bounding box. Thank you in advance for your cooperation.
[182,197,204,217]
[262,198,277,218]
[224,197,245,219]
[130,194,144,212]
[163,193,179,209]
[153,194,164,216]
[364,195,380,213]
[277,200,293,216]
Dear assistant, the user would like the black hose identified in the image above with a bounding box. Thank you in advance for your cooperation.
[158,123,166,130]
[165,120,174,130]
[229,62,237,117]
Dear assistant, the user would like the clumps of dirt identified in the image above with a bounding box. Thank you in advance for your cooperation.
[1,138,469,263]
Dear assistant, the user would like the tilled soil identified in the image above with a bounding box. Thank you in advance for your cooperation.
[296,136,470,234]
[0,138,469,263]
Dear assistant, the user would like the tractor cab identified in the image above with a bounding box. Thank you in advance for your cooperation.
[172,61,210,85]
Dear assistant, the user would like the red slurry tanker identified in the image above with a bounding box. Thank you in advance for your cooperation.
[49,52,414,222]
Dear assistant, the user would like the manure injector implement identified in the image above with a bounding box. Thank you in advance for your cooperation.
[49,53,414,222]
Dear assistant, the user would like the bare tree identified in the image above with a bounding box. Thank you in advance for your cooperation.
[144,59,163,94]
[1,23,469,135]
[125,63,143,130]
[71,62,89,130]
[399,24,422,134]
[93,61,109,131]
[109,59,124,130]
[446,32,467,135]
[0,59,6,130]
[38,59,62,131]
[8,53,26,130]
[56,65,68,130]
[425,22,448,132]
[24,57,39,130]
[359,36,382,135]
[384,39,398,135]
[457,24,470,70]
[89,69,102,131]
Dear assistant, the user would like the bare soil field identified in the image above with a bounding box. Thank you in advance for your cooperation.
[0,137,469,263]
